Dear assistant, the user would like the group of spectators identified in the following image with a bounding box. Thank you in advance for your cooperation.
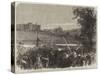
[17,46,95,69]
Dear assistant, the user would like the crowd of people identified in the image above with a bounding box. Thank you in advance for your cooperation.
[17,46,95,69]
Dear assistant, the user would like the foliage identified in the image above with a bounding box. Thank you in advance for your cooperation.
[73,7,96,53]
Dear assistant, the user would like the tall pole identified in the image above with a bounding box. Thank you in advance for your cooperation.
[36,30,39,47]
[62,36,71,52]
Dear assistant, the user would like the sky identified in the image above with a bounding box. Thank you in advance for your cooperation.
[16,2,81,30]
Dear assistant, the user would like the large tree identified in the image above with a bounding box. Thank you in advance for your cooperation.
[73,7,96,53]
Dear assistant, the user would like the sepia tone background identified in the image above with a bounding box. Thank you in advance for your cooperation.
[0,0,100,75]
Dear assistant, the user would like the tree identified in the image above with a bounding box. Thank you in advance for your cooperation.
[73,7,96,53]
[54,27,63,33]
